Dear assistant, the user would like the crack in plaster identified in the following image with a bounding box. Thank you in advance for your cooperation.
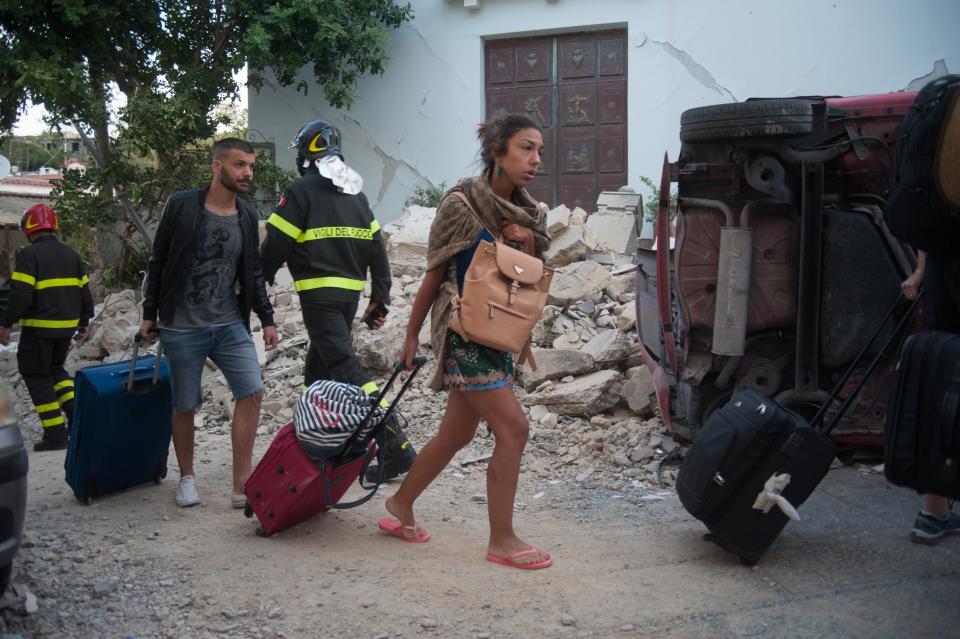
[639,33,738,102]
[904,59,951,91]
[406,23,471,92]
[342,115,432,208]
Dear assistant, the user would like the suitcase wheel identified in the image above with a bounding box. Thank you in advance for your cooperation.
[78,479,96,506]
[739,557,759,567]
[243,502,253,518]
[255,526,269,538]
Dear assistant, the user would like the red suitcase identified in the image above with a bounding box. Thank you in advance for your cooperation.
[243,357,426,536]
[243,422,372,536]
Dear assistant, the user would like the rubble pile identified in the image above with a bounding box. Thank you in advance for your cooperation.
[5,187,680,494]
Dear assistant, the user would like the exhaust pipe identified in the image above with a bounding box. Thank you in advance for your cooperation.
[678,199,757,356]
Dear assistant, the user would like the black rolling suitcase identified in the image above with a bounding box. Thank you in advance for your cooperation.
[884,332,960,499]
[678,293,919,564]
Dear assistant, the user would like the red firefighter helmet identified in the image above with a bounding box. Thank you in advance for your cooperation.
[20,204,58,237]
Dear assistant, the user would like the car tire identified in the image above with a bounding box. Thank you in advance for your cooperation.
[680,99,814,143]
[0,562,11,595]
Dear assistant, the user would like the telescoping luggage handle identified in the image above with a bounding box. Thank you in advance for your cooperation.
[124,332,164,393]
[811,291,921,435]
[330,356,429,510]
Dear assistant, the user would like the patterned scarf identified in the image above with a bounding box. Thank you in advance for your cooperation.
[422,176,550,390]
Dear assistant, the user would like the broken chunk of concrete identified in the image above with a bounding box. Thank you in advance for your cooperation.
[522,370,624,415]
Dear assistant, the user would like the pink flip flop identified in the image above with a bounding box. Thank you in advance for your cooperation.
[486,548,553,570]
[377,517,431,543]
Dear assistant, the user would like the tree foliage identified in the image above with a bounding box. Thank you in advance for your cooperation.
[638,175,678,223]
[0,0,412,287]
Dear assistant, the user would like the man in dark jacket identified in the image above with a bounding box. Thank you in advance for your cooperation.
[141,138,277,509]
[260,120,416,482]
[0,204,93,451]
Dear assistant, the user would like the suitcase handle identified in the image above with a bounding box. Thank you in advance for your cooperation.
[333,356,429,510]
[125,333,164,393]
[337,356,428,465]
[815,292,920,435]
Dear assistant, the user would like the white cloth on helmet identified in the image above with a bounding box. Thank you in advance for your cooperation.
[752,472,800,521]
[311,155,364,195]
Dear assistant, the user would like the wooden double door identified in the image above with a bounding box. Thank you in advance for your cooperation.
[485,29,628,211]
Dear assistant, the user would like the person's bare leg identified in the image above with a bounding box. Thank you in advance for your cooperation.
[386,390,480,538]
[171,408,196,478]
[923,494,950,518]
[459,386,549,566]
[231,392,263,494]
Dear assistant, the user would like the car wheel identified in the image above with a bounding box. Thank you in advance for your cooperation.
[680,99,814,143]
[0,562,11,595]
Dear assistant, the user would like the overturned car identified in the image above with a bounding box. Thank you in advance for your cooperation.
[636,91,921,449]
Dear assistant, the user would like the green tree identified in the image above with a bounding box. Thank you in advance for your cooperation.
[638,175,678,223]
[0,1,412,286]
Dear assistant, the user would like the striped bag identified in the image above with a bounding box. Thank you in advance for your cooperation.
[294,380,384,461]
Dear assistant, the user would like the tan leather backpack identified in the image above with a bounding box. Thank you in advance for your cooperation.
[446,192,554,370]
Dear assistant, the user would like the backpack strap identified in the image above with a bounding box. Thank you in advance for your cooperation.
[517,340,537,371]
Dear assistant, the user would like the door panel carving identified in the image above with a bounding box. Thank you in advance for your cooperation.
[560,40,596,79]
[598,137,624,173]
[598,85,625,124]
[516,88,553,129]
[560,139,594,173]
[561,87,596,127]
[599,39,624,76]
[517,40,551,83]
[488,47,515,84]
[486,31,626,209]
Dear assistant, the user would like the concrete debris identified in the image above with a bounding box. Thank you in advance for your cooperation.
[584,211,639,255]
[518,348,595,391]
[543,225,592,268]
[3,197,680,557]
[546,204,571,234]
[382,205,436,277]
[548,260,614,305]
[522,370,624,415]
[580,329,640,367]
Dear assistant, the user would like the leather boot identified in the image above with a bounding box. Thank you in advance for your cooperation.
[34,425,68,452]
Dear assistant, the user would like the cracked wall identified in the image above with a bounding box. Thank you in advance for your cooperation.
[249,0,960,223]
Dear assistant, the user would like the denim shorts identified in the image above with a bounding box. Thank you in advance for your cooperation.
[160,323,264,411]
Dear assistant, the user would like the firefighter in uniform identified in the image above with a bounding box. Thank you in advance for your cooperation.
[0,204,93,451]
[260,120,417,481]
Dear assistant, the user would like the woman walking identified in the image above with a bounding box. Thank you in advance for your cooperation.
[379,113,552,569]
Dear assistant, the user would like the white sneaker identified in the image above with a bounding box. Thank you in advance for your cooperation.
[176,475,200,507]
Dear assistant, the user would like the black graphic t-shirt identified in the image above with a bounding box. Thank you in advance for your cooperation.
[164,209,243,330]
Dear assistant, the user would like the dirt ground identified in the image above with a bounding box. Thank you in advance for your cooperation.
[3,421,683,639]
[3,373,959,639]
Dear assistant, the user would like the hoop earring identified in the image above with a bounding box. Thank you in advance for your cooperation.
[496,164,504,177]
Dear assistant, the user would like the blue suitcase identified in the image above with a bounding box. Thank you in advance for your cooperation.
[66,334,172,504]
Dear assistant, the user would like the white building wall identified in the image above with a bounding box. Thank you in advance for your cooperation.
[249,0,960,223]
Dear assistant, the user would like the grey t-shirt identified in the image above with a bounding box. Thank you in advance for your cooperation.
[164,209,244,330]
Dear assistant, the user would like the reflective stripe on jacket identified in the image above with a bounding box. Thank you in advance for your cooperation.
[3,235,94,337]
[259,172,391,303]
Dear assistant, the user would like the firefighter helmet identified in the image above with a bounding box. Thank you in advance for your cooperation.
[290,120,342,174]
[21,203,58,237]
